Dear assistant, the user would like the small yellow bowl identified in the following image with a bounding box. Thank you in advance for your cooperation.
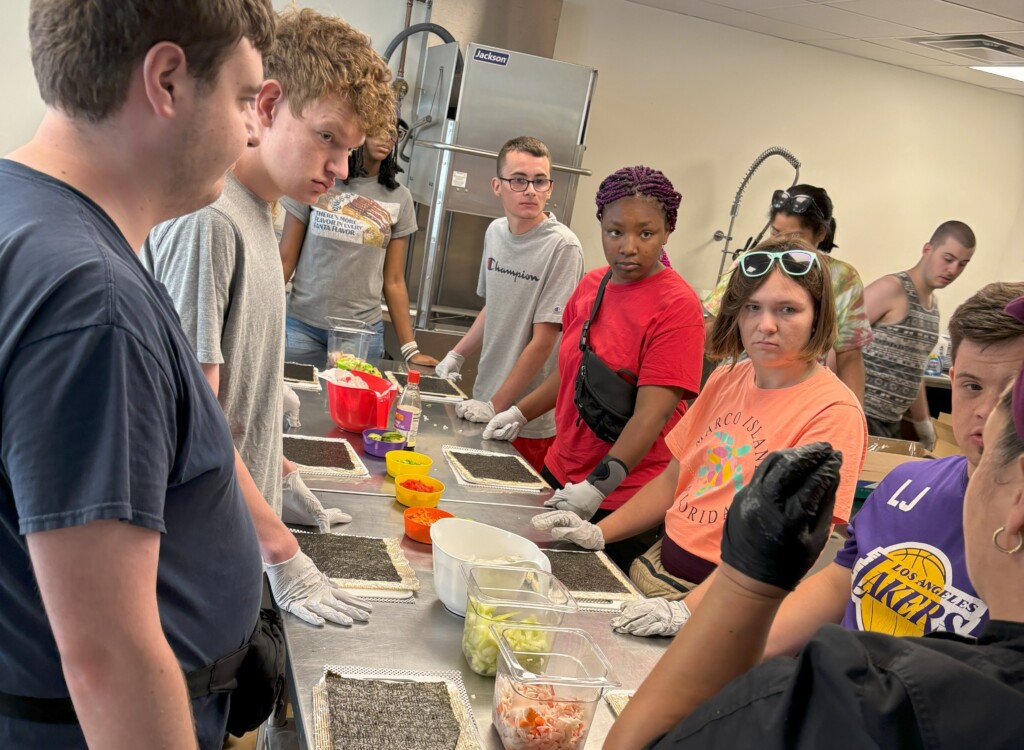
[395,474,445,508]
[385,450,432,478]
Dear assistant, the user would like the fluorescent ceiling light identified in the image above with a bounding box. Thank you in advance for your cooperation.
[971,66,1024,83]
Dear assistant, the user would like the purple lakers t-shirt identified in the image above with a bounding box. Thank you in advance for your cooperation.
[835,455,988,638]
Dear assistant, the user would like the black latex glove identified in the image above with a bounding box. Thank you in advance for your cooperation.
[720,442,843,591]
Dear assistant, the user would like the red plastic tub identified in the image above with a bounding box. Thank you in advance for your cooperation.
[326,370,398,433]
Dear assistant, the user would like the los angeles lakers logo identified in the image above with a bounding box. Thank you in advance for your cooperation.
[851,543,986,637]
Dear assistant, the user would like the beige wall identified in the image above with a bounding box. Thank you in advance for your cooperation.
[554,0,1024,328]
[0,2,44,157]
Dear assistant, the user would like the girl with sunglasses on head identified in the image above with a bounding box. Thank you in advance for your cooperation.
[704,184,872,405]
[279,119,439,368]
[533,235,866,637]
[484,166,706,571]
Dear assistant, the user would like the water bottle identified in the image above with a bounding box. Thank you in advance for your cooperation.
[925,353,942,376]
[395,370,422,449]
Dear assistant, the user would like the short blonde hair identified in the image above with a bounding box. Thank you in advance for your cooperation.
[706,235,837,363]
[265,8,394,138]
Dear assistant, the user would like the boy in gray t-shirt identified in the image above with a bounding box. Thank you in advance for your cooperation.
[435,136,584,470]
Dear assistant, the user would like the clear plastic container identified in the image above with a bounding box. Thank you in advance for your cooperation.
[326,316,375,370]
[492,625,618,750]
[462,565,577,677]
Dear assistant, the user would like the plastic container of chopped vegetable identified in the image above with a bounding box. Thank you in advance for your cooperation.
[395,474,444,508]
[492,625,617,750]
[462,566,577,677]
[326,316,374,371]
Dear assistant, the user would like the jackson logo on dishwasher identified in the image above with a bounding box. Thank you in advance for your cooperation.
[473,47,509,66]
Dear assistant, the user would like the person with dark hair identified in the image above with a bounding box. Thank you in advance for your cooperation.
[0,0,275,746]
[280,117,438,367]
[606,304,1024,748]
[861,220,976,447]
[485,166,705,569]
[434,136,584,471]
[533,236,866,634]
[704,184,872,404]
[763,282,1024,660]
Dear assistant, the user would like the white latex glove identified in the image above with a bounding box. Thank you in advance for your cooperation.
[531,510,605,550]
[434,350,465,382]
[455,398,495,423]
[543,480,606,521]
[912,418,936,451]
[483,406,528,441]
[281,383,301,431]
[611,598,691,637]
[265,550,372,627]
[282,471,352,531]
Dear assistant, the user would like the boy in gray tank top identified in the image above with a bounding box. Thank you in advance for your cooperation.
[861,221,976,446]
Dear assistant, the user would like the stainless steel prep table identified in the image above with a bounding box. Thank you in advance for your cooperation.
[284,490,668,750]
[289,363,553,508]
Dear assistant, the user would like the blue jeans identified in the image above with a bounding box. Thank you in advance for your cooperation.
[285,316,385,368]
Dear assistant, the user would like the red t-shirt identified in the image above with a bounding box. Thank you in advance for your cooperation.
[544,266,705,510]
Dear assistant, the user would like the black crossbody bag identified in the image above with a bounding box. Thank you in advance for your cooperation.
[0,607,286,737]
[573,270,639,443]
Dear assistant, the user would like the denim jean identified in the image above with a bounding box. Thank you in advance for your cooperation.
[285,316,385,368]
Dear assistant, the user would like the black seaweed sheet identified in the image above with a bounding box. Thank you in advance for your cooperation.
[449,451,539,485]
[391,371,462,397]
[283,436,355,471]
[284,361,317,383]
[325,673,460,750]
[296,535,401,583]
[544,550,630,595]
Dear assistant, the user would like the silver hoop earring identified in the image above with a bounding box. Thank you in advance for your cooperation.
[993,526,1024,555]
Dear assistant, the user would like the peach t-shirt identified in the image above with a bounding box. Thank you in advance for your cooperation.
[664,359,866,566]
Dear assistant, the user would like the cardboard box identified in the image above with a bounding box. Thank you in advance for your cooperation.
[856,437,930,497]
[930,413,962,458]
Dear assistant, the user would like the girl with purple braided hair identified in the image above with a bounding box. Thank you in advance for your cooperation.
[485,165,706,570]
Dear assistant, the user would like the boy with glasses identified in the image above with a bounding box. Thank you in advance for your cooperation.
[435,136,584,470]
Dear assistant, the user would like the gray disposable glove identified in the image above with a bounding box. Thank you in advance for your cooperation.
[611,598,691,637]
[282,383,301,431]
[483,406,528,441]
[531,510,605,550]
[543,480,606,520]
[912,418,936,451]
[434,350,465,381]
[455,398,495,423]
[265,549,372,627]
[281,470,352,531]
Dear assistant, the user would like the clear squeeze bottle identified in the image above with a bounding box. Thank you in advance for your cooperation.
[395,370,422,449]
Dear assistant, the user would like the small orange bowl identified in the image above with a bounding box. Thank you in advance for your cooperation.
[404,506,454,544]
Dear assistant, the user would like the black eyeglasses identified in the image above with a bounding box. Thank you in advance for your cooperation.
[771,190,826,221]
[498,176,553,193]
[739,250,818,278]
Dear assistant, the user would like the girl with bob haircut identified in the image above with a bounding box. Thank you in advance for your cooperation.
[534,234,867,637]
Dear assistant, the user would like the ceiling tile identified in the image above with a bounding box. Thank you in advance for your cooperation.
[752,3,928,37]
[632,0,844,40]
[705,0,817,9]
[806,37,965,66]
[833,0,1024,34]
[946,1,1024,24]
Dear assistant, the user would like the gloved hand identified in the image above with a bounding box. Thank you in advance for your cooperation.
[455,398,495,423]
[483,406,528,441]
[531,510,605,550]
[611,598,691,637]
[282,383,301,431]
[912,418,937,451]
[281,470,352,532]
[265,550,372,627]
[543,481,606,520]
[721,442,842,591]
[434,350,465,381]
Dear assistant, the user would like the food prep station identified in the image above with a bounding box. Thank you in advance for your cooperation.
[279,361,669,749]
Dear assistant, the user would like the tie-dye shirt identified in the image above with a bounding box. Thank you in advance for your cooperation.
[663,360,865,565]
[703,255,872,354]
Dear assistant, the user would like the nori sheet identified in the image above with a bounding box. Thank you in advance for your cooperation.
[283,436,355,471]
[325,673,460,750]
[296,535,401,583]
[284,361,317,383]
[392,371,462,397]
[544,550,630,595]
[449,451,538,485]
